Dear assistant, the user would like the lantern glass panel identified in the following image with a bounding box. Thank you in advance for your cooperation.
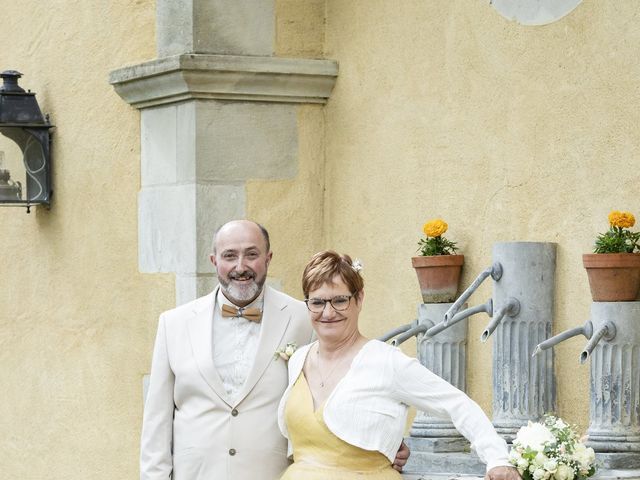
[0,127,48,204]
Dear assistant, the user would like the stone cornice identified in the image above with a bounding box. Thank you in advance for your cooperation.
[109,54,339,108]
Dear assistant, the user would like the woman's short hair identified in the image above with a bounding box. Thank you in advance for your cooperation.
[302,250,364,298]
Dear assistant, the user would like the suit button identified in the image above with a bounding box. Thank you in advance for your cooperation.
[229,448,236,456]
[231,408,238,417]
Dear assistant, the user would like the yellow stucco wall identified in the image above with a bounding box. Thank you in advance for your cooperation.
[268,0,640,433]
[318,0,639,430]
[0,1,175,478]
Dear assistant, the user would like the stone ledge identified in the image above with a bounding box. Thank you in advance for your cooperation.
[109,54,339,108]
[401,445,484,477]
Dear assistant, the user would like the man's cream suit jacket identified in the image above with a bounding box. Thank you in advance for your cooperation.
[140,285,313,480]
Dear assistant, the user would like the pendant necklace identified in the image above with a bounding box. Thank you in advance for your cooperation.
[315,344,349,388]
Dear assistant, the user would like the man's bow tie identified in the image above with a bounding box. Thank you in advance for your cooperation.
[221,303,262,322]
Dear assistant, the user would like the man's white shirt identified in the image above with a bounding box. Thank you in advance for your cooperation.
[212,288,264,402]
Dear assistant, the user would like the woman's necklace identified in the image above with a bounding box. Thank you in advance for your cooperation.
[315,343,352,388]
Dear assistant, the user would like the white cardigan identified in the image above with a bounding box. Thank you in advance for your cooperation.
[277,339,510,472]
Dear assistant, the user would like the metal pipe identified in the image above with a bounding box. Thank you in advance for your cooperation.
[426,299,493,338]
[532,321,593,357]
[444,262,502,324]
[391,324,429,346]
[580,321,616,364]
[377,320,416,343]
[481,297,520,342]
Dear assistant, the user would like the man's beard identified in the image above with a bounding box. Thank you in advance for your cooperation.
[218,269,266,305]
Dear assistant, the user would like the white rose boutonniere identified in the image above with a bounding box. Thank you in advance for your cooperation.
[274,342,297,361]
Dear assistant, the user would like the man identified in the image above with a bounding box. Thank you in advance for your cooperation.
[140,220,407,480]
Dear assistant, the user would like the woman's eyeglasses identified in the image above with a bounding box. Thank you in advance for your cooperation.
[305,295,353,313]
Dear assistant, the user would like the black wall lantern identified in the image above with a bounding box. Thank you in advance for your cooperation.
[0,70,53,213]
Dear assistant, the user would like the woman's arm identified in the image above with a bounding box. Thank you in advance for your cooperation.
[390,349,511,472]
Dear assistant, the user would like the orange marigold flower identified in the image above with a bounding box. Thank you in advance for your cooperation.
[423,219,448,238]
[609,210,635,229]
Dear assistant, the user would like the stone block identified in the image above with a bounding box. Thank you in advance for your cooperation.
[405,437,470,454]
[157,0,275,56]
[594,453,640,470]
[402,442,485,476]
[141,103,197,187]
[195,102,298,182]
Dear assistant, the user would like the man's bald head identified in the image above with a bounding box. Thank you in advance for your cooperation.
[211,220,270,255]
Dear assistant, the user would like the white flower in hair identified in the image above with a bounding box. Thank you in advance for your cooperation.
[352,259,363,272]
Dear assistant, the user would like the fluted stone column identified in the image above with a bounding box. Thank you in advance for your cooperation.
[586,302,640,470]
[409,302,468,449]
[491,242,557,439]
[403,303,492,476]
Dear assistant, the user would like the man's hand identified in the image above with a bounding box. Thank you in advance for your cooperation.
[485,466,521,480]
[392,441,410,472]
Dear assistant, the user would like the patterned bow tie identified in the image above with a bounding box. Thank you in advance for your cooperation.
[221,303,262,322]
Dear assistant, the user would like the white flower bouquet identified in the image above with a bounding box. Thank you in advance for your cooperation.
[510,415,596,480]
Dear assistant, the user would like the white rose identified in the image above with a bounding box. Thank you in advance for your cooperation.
[572,443,595,470]
[533,468,546,480]
[516,422,557,451]
[555,418,567,429]
[544,458,558,473]
[535,452,548,466]
[555,464,575,480]
[284,344,296,357]
[517,458,529,470]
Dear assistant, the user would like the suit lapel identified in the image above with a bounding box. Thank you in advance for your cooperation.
[234,286,291,405]
[187,287,233,407]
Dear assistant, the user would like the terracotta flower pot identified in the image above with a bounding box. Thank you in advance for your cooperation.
[411,254,464,303]
[582,253,640,302]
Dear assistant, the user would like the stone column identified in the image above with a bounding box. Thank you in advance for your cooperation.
[404,302,488,475]
[491,242,557,439]
[409,302,468,449]
[110,0,337,305]
[586,301,640,470]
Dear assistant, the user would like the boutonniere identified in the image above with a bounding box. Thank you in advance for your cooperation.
[274,342,297,361]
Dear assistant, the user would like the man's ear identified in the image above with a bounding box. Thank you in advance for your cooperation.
[266,251,273,266]
[210,254,217,267]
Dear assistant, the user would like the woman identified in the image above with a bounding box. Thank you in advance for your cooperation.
[277,251,520,480]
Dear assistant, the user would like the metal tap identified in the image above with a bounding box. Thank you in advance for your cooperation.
[444,262,502,324]
[481,297,520,342]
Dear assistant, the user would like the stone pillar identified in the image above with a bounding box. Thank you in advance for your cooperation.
[586,301,640,470]
[491,242,557,439]
[157,0,275,57]
[110,1,337,305]
[404,302,487,475]
[409,302,468,449]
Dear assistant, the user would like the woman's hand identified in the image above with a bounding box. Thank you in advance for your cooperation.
[392,441,410,472]
[485,466,521,480]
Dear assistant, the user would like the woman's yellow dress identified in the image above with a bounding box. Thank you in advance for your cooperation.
[280,373,401,479]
